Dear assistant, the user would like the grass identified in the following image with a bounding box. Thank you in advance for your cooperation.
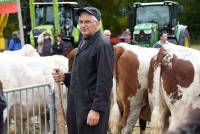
[190,43,200,50]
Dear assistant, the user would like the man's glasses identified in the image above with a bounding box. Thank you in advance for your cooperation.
[78,20,97,25]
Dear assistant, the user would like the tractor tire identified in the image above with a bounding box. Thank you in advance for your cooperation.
[178,29,190,47]
[168,39,177,45]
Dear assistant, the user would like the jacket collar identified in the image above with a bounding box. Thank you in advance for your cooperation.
[76,31,101,56]
[83,30,101,44]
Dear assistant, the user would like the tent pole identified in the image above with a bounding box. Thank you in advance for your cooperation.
[16,0,25,46]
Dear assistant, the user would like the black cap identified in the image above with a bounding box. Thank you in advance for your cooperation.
[76,7,101,21]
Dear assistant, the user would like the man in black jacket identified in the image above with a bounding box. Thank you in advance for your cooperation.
[53,34,72,56]
[52,7,114,134]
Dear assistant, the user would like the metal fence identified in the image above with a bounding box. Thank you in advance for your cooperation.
[3,84,56,134]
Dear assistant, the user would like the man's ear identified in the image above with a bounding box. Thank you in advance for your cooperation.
[97,21,100,29]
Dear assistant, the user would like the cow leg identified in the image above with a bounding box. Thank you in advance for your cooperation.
[108,78,121,134]
[150,99,170,134]
[41,114,50,134]
[168,112,181,131]
[139,100,151,134]
[149,90,170,134]
[139,118,146,134]
[121,89,146,134]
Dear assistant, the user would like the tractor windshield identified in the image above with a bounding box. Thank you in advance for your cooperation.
[59,6,73,36]
[35,5,54,26]
[136,5,170,27]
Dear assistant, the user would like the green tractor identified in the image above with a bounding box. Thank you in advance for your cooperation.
[127,1,190,47]
[28,0,80,48]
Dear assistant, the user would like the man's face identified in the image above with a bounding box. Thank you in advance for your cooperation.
[79,13,100,37]
[161,33,168,42]
[57,36,62,42]
[124,33,131,44]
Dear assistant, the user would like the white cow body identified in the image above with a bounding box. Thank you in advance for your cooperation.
[0,54,68,133]
[3,44,40,57]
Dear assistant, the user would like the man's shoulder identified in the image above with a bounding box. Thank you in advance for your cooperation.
[153,41,161,48]
[96,34,111,46]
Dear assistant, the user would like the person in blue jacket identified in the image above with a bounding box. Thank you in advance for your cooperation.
[8,31,22,51]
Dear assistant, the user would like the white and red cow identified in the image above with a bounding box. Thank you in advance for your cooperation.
[0,54,68,134]
[148,43,200,134]
[109,43,158,134]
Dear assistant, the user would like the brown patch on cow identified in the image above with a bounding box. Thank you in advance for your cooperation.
[156,47,167,65]
[148,56,157,93]
[161,54,194,102]
[148,48,167,93]
[116,50,141,127]
[68,48,78,72]
[113,45,125,77]
[65,48,74,58]
[118,50,141,96]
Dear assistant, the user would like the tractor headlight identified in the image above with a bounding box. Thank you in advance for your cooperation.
[144,29,152,34]
[66,25,70,29]
[134,30,140,34]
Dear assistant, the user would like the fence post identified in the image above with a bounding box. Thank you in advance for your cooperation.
[49,86,56,134]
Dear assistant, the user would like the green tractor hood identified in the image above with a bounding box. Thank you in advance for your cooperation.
[30,25,54,46]
[134,23,158,30]
[134,23,158,47]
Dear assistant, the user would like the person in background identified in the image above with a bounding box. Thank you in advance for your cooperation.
[53,34,72,56]
[103,29,111,41]
[52,7,114,134]
[153,31,169,48]
[8,31,22,51]
[42,31,53,56]
[120,29,132,44]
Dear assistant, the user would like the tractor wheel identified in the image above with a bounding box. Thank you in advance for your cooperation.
[168,39,177,44]
[178,29,190,47]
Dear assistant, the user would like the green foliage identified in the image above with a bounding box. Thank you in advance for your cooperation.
[4,0,200,42]
[4,14,19,39]
[91,0,200,41]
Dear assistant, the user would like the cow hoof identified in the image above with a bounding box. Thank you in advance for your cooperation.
[140,130,145,134]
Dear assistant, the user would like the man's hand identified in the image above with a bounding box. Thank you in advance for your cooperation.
[52,69,65,83]
[87,109,100,126]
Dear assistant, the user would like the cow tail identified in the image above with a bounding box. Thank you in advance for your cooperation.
[113,45,124,77]
[109,77,121,134]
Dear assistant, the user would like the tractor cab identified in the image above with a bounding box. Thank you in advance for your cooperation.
[29,1,80,48]
[128,1,189,47]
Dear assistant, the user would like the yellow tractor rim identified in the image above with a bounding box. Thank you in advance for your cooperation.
[184,36,189,47]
